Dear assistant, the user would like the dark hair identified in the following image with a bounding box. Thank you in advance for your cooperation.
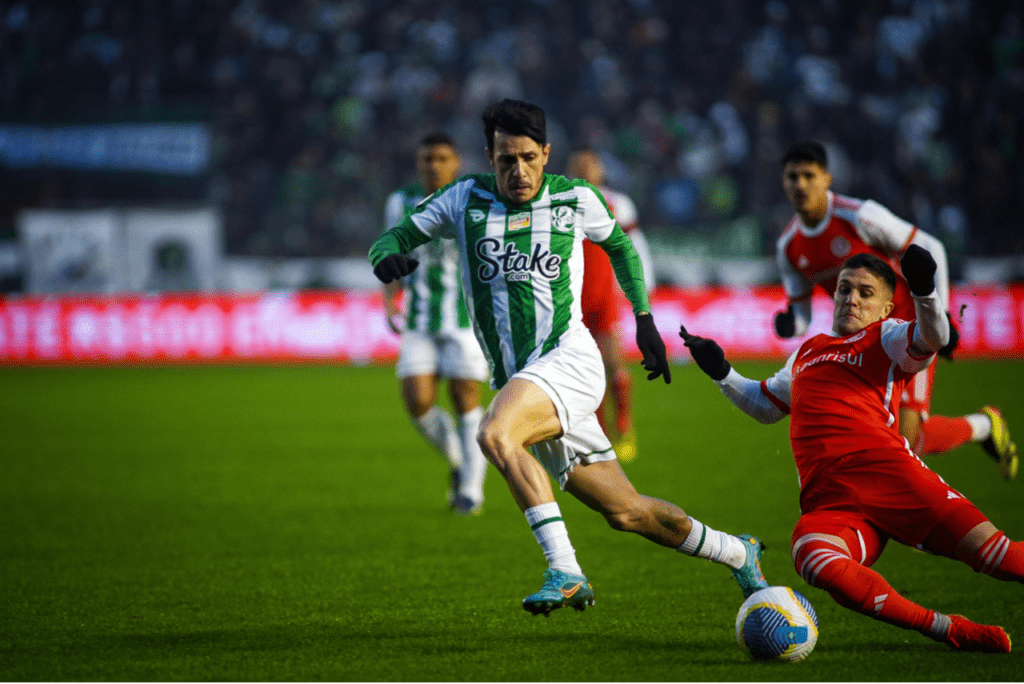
[481,99,546,150]
[782,141,828,168]
[419,131,456,149]
[840,253,897,294]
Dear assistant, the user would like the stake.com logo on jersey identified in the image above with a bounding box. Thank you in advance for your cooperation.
[475,237,562,283]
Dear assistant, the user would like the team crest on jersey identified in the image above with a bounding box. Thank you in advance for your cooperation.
[469,209,486,223]
[551,205,576,232]
[798,255,810,268]
[509,212,531,231]
[831,236,852,258]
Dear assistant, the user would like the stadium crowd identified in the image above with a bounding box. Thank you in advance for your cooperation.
[1,0,1021,265]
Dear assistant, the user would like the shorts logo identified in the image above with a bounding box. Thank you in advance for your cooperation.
[509,212,531,231]
[551,206,576,232]
[798,255,810,268]
[469,209,486,223]
[831,236,852,258]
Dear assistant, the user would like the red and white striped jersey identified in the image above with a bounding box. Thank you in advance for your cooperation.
[759,317,935,488]
[776,192,918,322]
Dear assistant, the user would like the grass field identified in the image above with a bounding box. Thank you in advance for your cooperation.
[2,359,1023,681]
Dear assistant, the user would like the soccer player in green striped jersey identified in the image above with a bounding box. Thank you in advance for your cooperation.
[370,99,769,614]
[381,133,490,516]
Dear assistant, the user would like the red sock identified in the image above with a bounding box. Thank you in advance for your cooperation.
[795,539,938,636]
[612,371,632,434]
[971,532,1024,582]
[920,415,974,454]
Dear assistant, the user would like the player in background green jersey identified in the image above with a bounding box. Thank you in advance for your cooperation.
[370,100,769,615]
[381,133,490,515]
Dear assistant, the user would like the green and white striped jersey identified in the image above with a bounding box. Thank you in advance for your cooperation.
[371,174,649,388]
[383,181,471,334]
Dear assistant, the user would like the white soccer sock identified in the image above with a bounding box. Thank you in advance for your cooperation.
[928,612,952,640]
[413,405,463,469]
[456,407,486,503]
[967,413,992,442]
[525,502,583,575]
[676,517,748,570]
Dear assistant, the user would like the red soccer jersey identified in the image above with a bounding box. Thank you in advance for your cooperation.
[581,187,647,333]
[785,318,929,489]
[777,193,918,322]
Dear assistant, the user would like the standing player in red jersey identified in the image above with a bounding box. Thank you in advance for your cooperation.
[680,248,1020,652]
[565,148,655,462]
[773,142,1017,480]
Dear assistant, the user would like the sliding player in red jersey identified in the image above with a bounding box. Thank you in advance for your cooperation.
[773,142,1017,479]
[565,148,654,462]
[680,248,1020,652]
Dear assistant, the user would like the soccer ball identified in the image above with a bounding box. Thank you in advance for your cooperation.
[735,586,819,663]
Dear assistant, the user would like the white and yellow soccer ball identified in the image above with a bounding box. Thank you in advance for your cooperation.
[735,586,819,662]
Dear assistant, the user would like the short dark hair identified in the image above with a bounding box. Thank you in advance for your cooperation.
[840,253,897,295]
[782,141,828,168]
[481,99,546,150]
[419,131,456,149]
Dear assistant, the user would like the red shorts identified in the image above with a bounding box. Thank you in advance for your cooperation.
[901,360,936,414]
[794,448,988,560]
[581,240,622,335]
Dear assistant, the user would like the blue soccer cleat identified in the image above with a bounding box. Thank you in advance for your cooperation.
[522,569,595,616]
[732,534,770,598]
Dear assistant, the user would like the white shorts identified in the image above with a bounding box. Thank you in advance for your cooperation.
[396,328,489,381]
[515,330,616,489]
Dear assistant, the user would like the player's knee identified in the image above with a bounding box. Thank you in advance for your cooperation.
[793,538,852,590]
[476,419,513,470]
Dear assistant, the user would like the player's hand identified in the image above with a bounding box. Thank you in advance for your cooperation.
[773,304,796,338]
[373,254,419,284]
[938,311,959,361]
[679,324,731,381]
[635,313,671,384]
[900,244,936,296]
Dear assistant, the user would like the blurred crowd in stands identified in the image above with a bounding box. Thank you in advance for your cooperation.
[2,0,1022,264]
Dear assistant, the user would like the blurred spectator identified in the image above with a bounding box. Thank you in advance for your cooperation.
[0,0,1021,262]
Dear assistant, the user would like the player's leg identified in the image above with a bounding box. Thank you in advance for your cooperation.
[477,376,593,615]
[902,367,1018,479]
[448,376,486,515]
[593,328,636,461]
[441,329,492,515]
[923,515,1024,584]
[791,514,1010,652]
[396,332,463,503]
[402,374,461,467]
[563,454,769,598]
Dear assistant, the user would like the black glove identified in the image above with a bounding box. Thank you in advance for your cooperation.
[900,244,936,296]
[373,254,419,284]
[635,313,671,383]
[938,311,959,361]
[774,304,796,338]
[678,324,731,381]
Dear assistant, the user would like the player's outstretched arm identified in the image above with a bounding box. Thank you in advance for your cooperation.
[901,244,950,356]
[679,325,789,424]
[368,222,431,283]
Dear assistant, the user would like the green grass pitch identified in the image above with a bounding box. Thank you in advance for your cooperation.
[1,359,1022,681]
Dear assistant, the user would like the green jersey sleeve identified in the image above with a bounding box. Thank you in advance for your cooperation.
[596,224,650,316]
[368,219,433,267]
